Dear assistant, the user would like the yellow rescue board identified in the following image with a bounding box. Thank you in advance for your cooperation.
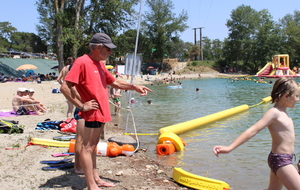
[31,138,70,147]
[173,167,230,190]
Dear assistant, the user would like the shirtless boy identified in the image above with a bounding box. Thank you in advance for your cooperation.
[12,88,43,115]
[213,78,300,190]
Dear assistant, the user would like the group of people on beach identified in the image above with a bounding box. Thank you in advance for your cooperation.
[11,32,300,190]
[12,87,48,116]
[1,72,57,83]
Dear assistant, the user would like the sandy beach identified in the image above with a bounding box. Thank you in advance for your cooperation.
[0,71,229,190]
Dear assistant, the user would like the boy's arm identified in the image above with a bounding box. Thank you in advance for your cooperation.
[213,108,276,156]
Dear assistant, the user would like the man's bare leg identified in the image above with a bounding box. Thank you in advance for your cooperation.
[81,126,102,190]
[92,124,115,187]
[74,118,84,174]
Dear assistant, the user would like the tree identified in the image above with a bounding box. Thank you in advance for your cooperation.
[36,0,139,70]
[36,0,65,70]
[142,0,188,62]
[0,22,17,50]
[224,5,259,69]
[250,9,283,71]
[10,32,47,53]
[279,10,300,66]
[165,38,187,61]
[113,29,150,63]
[189,45,200,61]
[224,5,284,72]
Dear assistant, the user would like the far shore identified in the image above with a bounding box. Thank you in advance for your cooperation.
[116,71,250,86]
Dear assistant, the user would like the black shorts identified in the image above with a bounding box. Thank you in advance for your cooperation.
[85,121,105,128]
[16,106,28,115]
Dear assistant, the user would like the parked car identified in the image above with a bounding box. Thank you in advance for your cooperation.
[0,53,9,58]
[21,52,31,58]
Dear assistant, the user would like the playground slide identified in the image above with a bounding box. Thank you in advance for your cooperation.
[268,69,276,76]
[256,62,272,75]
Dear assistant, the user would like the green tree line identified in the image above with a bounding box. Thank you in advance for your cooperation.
[0,3,300,74]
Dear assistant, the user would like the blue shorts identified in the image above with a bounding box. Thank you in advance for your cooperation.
[73,108,82,120]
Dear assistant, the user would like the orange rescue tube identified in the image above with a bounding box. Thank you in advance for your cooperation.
[156,143,176,155]
[69,140,135,157]
[69,139,76,153]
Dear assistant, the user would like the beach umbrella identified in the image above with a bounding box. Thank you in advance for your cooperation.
[16,64,37,70]
[106,65,114,69]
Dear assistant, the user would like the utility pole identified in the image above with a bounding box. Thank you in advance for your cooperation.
[193,27,204,61]
[199,27,204,61]
[193,28,197,60]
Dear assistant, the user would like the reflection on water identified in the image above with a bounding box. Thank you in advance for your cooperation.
[111,78,300,189]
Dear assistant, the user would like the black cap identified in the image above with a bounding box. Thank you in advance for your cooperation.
[90,33,116,49]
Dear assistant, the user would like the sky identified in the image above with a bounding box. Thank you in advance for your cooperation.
[0,0,299,43]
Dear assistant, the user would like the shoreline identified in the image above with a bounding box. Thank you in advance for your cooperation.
[117,71,249,86]
[0,71,241,189]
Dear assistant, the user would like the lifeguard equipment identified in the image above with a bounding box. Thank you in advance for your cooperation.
[262,96,272,103]
[69,139,135,157]
[157,132,185,151]
[159,104,249,135]
[30,137,70,147]
[156,141,176,155]
[172,167,230,190]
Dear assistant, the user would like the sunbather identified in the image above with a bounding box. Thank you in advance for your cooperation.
[11,88,43,115]
[28,89,48,113]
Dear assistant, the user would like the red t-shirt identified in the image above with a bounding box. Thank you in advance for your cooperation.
[64,54,115,122]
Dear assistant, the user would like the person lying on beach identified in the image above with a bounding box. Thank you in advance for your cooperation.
[12,88,44,115]
[213,77,300,190]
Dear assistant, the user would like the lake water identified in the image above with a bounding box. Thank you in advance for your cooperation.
[111,77,300,190]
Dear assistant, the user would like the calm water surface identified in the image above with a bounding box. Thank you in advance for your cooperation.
[111,77,300,190]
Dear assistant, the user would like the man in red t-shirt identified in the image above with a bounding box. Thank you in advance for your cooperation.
[60,33,152,190]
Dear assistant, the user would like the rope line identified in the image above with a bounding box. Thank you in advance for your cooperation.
[109,100,140,152]
[249,101,264,108]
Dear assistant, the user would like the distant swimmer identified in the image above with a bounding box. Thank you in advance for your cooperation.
[196,88,199,92]
[147,99,152,105]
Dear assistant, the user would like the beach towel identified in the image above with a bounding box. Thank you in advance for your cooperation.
[0,110,36,117]
[0,119,23,134]
[36,120,62,131]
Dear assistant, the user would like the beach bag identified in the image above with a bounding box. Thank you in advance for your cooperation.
[36,120,62,130]
[52,88,61,93]
[59,118,77,133]
[0,119,23,134]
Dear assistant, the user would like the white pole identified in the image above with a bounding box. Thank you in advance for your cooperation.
[125,0,143,133]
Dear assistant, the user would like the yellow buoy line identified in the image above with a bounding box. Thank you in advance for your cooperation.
[157,95,272,190]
